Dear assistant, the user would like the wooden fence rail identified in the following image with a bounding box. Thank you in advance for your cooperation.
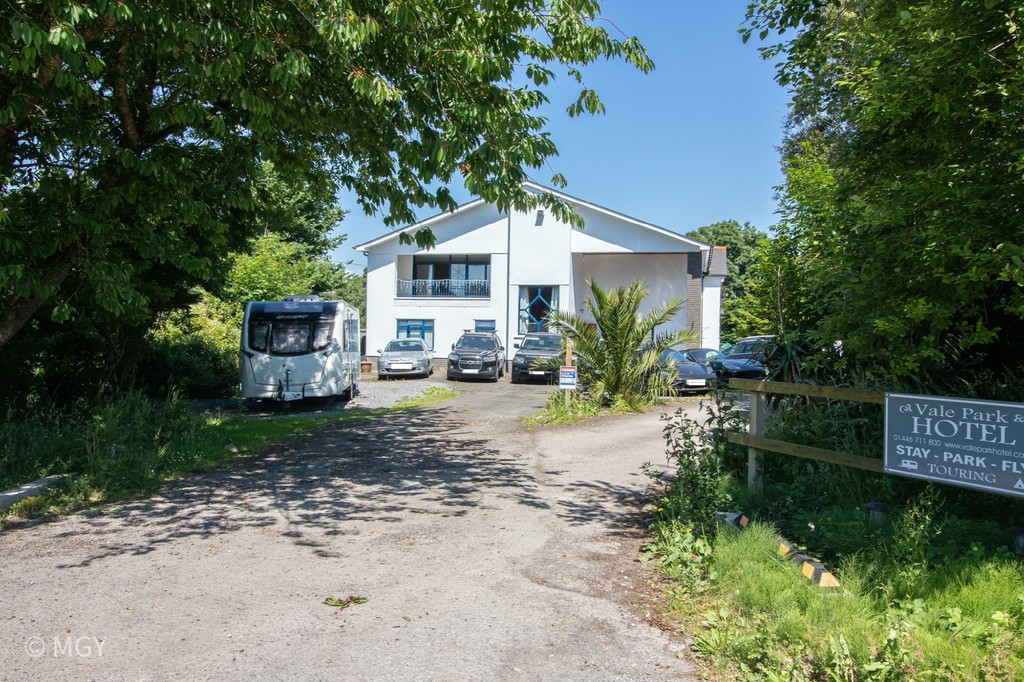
[725,378,885,494]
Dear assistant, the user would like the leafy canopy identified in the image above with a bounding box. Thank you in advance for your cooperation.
[0,1,653,348]
[744,0,1024,378]
[687,220,770,341]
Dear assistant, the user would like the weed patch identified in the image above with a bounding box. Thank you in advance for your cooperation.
[642,395,1024,680]
[524,390,608,427]
[1,387,455,526]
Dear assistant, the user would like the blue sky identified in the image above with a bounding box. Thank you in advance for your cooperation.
[333,1,791,269]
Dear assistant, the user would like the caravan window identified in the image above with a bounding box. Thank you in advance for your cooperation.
[313,321,333,351]
[270,323,311,354]
[247,303,341,355]
[345,319,360,353]
[250,322,270,351]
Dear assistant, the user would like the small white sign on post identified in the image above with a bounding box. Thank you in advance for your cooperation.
[559,366,578,391]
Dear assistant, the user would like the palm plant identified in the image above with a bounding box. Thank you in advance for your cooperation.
[548,278,696,410]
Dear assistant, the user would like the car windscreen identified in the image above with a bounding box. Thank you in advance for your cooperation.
[521,336,562,351]
[385,340,424,353]
[456,336,496,351]
[660,349,687,363]
[727,341,762,356]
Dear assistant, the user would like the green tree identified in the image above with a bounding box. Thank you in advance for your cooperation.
[687,220,770,341]
[744,0,1024,378]
[0,1,652,350]
[145,234,352,398]
[251,161,346,256]
[548,279,695,410]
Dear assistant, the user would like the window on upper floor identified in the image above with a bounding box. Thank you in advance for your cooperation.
[398,255,491,297]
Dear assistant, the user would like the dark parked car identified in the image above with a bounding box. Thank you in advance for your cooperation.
[510,332,564,384]
[710,335,773,382]
[658,348,717,394]
[724,335,774,361]
[686,347,721,364]
[447,331,506,381]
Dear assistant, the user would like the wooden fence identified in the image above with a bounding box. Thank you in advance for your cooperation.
[725,378,885,494]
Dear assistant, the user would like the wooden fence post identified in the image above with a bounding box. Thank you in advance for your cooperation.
[748,389,765,495]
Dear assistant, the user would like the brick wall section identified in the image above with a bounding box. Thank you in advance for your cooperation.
[686,252,704,344]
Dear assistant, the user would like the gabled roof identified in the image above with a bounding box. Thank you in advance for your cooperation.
[354,195,489,252]
[355,181,708,252]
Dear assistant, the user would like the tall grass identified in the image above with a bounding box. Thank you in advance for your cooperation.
[647,519,1024,680]
[2,387,457,522]
[644,392,1024,680]
[1,391,208,492]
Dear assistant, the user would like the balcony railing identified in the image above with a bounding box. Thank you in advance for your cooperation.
[396,279,490,298]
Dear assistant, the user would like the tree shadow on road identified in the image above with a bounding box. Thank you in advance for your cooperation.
[52,406,549,568]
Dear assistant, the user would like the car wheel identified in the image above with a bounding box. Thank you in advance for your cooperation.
[377,374,385,381]
[446,373,455,381]
[510,373,521,384]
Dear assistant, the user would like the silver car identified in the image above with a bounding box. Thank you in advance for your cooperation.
[377,338,434,379]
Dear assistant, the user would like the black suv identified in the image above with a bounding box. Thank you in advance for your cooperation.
[447,331,506,381]
[510,332,564,384]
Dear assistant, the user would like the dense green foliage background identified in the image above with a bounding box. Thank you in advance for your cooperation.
[686,220,770,341]
[744,0,1024,386]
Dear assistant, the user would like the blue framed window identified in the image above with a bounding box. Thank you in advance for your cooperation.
[397,319,435,349]
[518,286,560,333]
[474,319,496,332]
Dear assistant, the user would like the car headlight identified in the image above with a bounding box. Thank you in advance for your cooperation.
[448,354,459,362]
[513,356,526,365]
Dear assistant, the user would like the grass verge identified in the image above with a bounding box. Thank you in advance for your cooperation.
[1,387,456,527]
[644,517,1024,680]
[644,397,1024,680]
[524,389,699,428]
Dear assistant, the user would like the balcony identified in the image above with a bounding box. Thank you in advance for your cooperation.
[396,279,491,298]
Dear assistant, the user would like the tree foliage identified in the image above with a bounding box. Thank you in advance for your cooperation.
[687,220,770,341]
[145,233,357,398]
[745,0,1024,379]
[0,0,652,349]
[549,279,695,410]
[142,159,362,399]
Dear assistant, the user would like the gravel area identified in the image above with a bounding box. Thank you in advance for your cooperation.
[346,372,446,410]
[1,370,699,680]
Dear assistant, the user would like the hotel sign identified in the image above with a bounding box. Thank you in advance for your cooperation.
[884,393,1024,498]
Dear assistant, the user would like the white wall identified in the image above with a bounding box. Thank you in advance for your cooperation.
[701,276,724,350]
[571,253,690,333]
[362,203,510,356]
[569,204,704,254]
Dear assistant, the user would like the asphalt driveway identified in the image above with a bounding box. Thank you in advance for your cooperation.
[0,375,699,680]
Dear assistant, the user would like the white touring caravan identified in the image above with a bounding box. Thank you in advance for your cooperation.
[238,295,361,402]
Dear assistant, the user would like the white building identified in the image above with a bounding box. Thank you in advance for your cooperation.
[356,182,727,358]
